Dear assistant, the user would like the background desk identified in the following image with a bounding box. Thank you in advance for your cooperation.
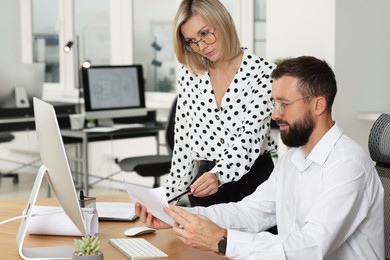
[61,112,165,195]
[0,103,75,131]
[0,103,76,182]
[0,194,224,260]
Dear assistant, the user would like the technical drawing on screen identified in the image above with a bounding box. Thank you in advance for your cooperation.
[81,65,147,126]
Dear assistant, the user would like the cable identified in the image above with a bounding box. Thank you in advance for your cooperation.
[0,215,25,225]
[0,209,64,225]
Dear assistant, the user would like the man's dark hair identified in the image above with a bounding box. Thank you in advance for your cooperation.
[271,56,337,112]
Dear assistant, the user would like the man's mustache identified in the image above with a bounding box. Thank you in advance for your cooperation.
[276,119,289,126]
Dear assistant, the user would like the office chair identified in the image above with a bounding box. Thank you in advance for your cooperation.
[116,97,177,188]
[368,113,390,260]
[0,133,19,183]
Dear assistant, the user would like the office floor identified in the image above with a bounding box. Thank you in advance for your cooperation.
[0,170,194,206]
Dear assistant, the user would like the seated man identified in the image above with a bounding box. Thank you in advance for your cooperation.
[136,56,384,259]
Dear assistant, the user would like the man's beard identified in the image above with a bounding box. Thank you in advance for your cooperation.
[278,110,314,147]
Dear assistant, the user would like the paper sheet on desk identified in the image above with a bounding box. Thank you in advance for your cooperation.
[83,127,118,133]
[83,124,145,132]
[28,206,98,236]
[124,183,174,226]
[112,123,145,129]
[96,202,138,221]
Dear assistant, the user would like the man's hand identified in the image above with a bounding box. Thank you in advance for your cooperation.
[164,204,226,253]
[190,172,219,197]
[135,202,171,230]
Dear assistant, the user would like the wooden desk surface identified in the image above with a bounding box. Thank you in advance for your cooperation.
[0,194,224,260]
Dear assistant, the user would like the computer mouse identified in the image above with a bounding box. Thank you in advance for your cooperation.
[124,226,156,237]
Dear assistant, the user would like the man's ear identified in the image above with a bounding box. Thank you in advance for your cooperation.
[313,96,327,116]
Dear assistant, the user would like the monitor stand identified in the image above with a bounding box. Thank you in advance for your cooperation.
[14,86,30,108]
[96,118,114,127]
[16,165,75,260]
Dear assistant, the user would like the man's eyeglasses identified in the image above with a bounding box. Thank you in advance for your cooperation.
[270,95,312,115]
[185,30,216,53]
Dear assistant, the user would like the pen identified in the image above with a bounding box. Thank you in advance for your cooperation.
[168,188,191,204]
[79,190,85,208]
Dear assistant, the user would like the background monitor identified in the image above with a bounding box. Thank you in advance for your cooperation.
[0,63,45,108]
[81,64,147,125]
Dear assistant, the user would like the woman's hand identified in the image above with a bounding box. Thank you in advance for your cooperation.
[190,172,220,197]
[135,202,171,230]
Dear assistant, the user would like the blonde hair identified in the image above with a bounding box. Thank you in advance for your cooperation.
[173,0,242,74]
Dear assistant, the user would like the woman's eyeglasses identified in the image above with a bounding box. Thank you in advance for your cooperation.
[185,30,216,52]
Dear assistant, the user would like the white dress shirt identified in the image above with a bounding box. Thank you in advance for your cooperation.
[190,123,384,259]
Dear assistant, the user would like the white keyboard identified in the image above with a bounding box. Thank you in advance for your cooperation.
[109,238,168,259]
[112,123,146,129]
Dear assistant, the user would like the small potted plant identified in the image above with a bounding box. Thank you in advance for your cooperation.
[72,235,104,260]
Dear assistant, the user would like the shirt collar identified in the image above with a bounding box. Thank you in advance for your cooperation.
[292,122,343,171]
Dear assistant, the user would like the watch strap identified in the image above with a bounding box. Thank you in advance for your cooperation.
[218,229,228,255]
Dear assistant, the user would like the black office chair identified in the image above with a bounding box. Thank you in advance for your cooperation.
[368,113,390,260]
[115,97,177,188]
[0,133,19,183]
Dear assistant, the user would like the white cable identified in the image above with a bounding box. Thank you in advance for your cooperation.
[0,209,64,225]
[0,215,26,225]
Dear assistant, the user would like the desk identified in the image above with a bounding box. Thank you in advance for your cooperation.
[0,194,223,260]
[358,112,390,122]
[61,111,165,195]
[0,103,75,131]
[0,104,76,182]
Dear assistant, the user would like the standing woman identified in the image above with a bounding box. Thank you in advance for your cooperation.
[165,0,277,207]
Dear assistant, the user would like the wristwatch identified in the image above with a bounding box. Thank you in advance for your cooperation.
[218,230,228,255]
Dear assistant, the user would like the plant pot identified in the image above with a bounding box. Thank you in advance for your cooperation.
[72,252,104,260]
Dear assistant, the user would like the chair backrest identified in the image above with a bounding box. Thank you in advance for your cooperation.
[368,113,390,259]
[165,96,178,155]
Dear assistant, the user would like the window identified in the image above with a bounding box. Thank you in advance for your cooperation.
[21,0,260,105]
[31,0,60,83]
[133,0,177,93]
[254,0,267,57]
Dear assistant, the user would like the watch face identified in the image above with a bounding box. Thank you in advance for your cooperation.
[218,236,227,255]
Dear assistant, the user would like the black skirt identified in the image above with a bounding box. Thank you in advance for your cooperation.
[188,153,274,207]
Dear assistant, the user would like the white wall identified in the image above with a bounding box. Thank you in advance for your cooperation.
[267,0,390,150]
[335,0,390,150]
[0,0,21,64]
[267,0,336,64]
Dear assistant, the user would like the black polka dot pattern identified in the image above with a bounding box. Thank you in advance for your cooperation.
[164,49,277,200]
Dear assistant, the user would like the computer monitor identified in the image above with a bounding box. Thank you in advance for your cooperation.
[81,65,147,126]
[0,63,45,108]
[16,98,88,259]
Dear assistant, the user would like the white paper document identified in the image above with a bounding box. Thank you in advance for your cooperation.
[83,127,118,133]
[112,123,145,129]
[28,206,98,236]
[124,183,174,226]
[96,202,138,221]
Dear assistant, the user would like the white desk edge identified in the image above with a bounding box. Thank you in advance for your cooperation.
[358,112,390,122]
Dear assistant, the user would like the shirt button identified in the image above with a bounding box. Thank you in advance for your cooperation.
[215,115,220,120]
[220,138,225,144]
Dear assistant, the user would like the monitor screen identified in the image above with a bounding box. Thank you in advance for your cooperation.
[0,63,45,108]
[82,65,147,124]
